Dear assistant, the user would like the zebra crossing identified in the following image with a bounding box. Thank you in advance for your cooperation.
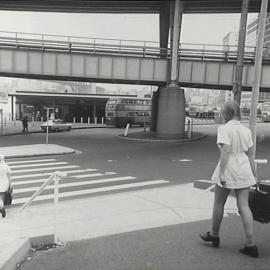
[8,158,170,206]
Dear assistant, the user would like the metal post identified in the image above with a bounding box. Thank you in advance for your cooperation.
[233,0,249,105]
[250,0,268,158]
[124,123,130,137]
[170,0,183,85]
[46,108,49,145]
[54,174,59,244]
[0,108,3,136]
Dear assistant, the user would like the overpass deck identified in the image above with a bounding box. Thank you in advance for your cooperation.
[1,31,270,91]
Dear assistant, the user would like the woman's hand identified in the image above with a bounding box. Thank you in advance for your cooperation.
[220,174,226,186]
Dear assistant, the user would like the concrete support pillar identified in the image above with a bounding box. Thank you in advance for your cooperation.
[156,85,186,139]
[170,0,183,84]
[150,89,159,132]
[156,0,185,139]
[233,0,249,104]
[159,2,170,58]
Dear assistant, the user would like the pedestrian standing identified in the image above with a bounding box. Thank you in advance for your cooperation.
[22,116,28,132]
[0,154,12,218]
[200,100,258,257]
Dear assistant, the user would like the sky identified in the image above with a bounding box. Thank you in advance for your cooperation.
[0,11,259,45]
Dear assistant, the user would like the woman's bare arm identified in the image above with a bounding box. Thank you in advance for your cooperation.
[219,144,231,185]
[246,147,257,180]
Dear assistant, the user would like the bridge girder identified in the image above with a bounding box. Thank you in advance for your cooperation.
[0,1,265,14]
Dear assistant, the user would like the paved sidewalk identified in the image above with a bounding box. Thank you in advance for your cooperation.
[0,120,106,136]
[0,181,239,270]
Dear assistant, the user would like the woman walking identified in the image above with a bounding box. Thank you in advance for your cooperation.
[200,101,258,258]
[0,154,12,218]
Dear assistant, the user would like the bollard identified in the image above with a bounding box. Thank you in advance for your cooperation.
[143,117,146,132]
[41,116,43,122]
[88,117,90,124]
[101,117,104,125]
[187,118,192,138]
[124,123,130,137]
[95,117,97,125]
[73,117,76,123]
[81,117,83,124]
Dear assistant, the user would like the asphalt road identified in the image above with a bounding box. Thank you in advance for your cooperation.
[2,123,270,186]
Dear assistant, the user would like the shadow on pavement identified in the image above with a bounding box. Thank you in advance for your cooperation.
[19,216,270,270]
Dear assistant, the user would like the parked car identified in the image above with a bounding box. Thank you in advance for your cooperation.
[41,119,72,132]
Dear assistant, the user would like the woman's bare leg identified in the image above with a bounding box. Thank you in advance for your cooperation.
[235,188,255,246]
[211,184,231,236]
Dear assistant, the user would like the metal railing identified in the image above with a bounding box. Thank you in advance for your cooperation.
[1,30,270,62]
[18,171,67,244]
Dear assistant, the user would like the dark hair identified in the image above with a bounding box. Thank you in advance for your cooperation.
[221,101,241,123]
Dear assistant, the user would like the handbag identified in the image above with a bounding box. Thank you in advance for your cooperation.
[249,186,270,224]
[4,187,13,206]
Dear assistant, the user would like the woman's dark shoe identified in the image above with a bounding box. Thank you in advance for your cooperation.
[0,208,6,218]
[200,231,220,248]
[239,245,259,258]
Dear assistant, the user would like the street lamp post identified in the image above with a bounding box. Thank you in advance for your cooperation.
[250,0,269,158]
[44,107,54,145]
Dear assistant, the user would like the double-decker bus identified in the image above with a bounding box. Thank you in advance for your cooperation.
[260,102,270,122]
[105,97,151,127]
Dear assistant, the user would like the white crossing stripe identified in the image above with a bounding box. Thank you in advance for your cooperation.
[13,178,48,186]
[14,176,137,194]
[6,159,56,165]
[74,172,116,178]
[13,172,117,186]
[11,169,98,179]
[13,180,169,205]
[12,165,79,173]
[10,162,68,169]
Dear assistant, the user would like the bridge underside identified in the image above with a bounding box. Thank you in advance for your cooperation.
[0,0,266,14]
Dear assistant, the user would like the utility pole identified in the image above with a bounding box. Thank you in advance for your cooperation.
[233,0,249,105]
[250,0,268,158]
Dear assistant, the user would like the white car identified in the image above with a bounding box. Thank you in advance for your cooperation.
[41,119,72,132]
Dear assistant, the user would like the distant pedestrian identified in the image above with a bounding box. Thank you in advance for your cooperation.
[200,101,258,257]
[22,116,28,132]
[0,154,12,218]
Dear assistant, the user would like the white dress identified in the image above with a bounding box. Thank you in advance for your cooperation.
[0,161,11,192]
[211,120,256,189]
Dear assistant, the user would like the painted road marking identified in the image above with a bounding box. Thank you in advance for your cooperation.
[14,176,137,194]
[74,172,117,178]
[13,180,170,205]
[10,161,68,169]
[12,165,79,173]
[6,159,56,165]
[12,169,98,179]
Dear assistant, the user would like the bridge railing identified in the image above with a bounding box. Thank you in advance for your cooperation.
[0,30,168,58]
[1,30,270,62]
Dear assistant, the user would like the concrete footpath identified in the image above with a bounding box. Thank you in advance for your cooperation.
[0,120,106,136]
